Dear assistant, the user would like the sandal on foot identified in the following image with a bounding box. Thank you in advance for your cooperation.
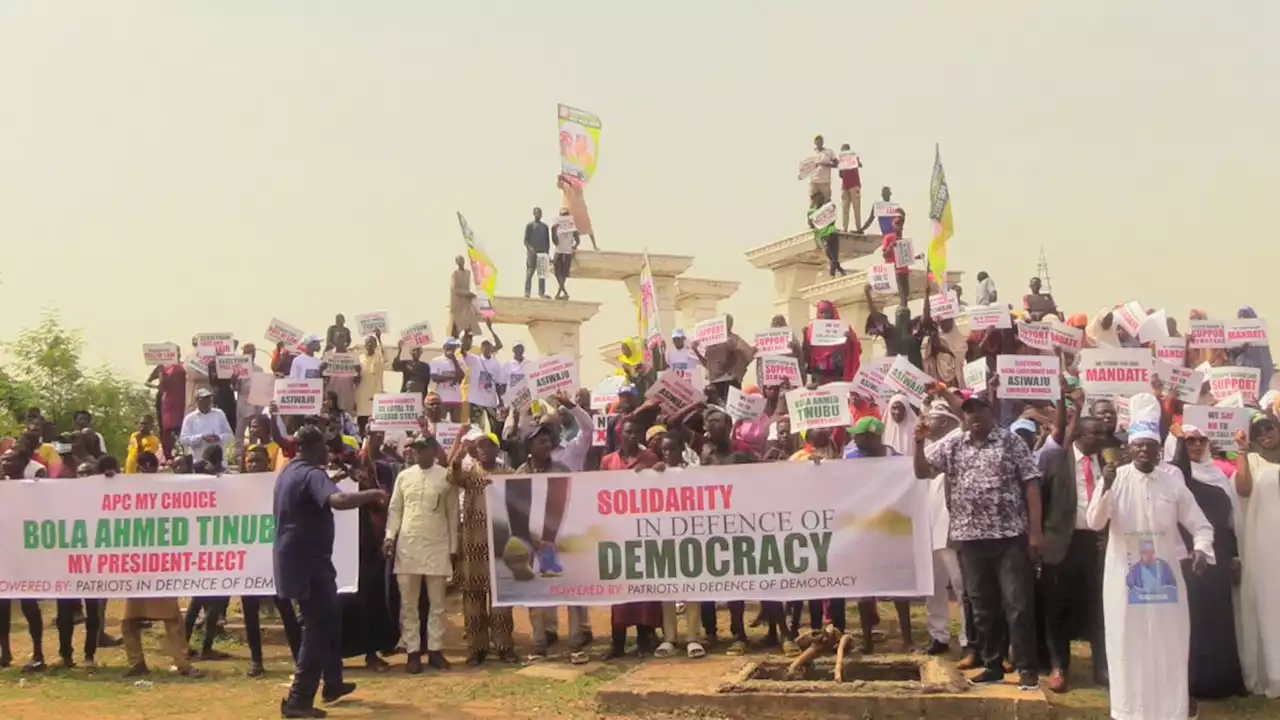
[654,641,674,658]
[686,642,706,659]
[523,648,547,665]
[569,651,590,665]
[725,640,747,657]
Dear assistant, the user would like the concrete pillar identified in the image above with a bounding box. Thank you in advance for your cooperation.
[771,262,826,331]
[527,320,585,362]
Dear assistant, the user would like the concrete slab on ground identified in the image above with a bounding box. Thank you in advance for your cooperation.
[516,661,606,682]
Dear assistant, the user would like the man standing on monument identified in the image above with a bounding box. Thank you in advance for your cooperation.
[808,135,837,204]
[523,207,551,299]
[860,186,903,236]
[838,143,863,232]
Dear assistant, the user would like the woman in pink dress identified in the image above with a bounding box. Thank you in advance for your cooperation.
[156,361,188,459]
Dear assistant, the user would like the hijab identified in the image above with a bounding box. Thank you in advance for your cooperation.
[1235,306,1274,395]
[882,394,918,456]
[1249,414,1280,465]
[1177,429,1243,534]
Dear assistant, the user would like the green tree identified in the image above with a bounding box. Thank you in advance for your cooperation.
[3,313,152,457]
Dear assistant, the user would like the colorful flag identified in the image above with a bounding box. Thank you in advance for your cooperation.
[638,252,661,350]
[928,143,954,282]
[457,212,497,301]
[558,104,602,184]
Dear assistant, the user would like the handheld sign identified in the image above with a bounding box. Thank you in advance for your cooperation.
[645,371,699,415]
[760,356,802,388]
[809,319,848,347]
[786,387,851,432]
[810,202,837,230]
[274,379,323,415]
[1138,310,1170,344]
[399,320,434,350]
[694,316,729,348]
[323,352,359,378]
[355,312,389,338]
[1113,301,1148,337]
[837,151,860,170]
[851,357,894,402]
[996,355,1061,401]
[502,376,533,412]
[1078,348,1153,399]
[969,305,1013,331]
[1153,338,1187,366]
[892,238,913,268]
[370,393,422,431]
[590,376,626,410]
[1206,366,1260,402]
[754,328,793,356]
[196,332,234,356]
[528,356,578,399]
[1188,320,1226,349]
[884,356,934,407]
[1183,405,1248,453]
[265,318,305,348]
[963,358,988,392]
[215,354,251,380]
[1017,322,1054,352]
[185,356,209,377]
[1225,319,1268,348]
[797,156,818,181]
[592,414,612,447]
[928,291,959,321]
[1047,320,1083,352]
[725,386,768,423]
[143,342,180,366]
[868,265,894,293]
[1153,360,1204,403]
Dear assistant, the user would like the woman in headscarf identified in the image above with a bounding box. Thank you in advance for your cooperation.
[803,301,861,386]
[1172,426,1247,700]
[730,384,785,456]
[881,395,918,456]
[1231,307,1274,395]
[1231,414,1280,697]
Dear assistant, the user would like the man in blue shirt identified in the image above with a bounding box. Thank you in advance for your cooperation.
[275,426,386,719]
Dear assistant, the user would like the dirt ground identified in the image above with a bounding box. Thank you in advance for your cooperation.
[0,595,1274,719]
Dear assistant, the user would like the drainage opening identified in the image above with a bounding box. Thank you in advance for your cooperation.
[748,660,923,683]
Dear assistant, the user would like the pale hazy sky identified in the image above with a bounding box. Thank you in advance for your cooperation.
[1,2,1276,383]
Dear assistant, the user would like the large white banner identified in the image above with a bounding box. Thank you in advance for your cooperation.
[0,474,359,599]
[485,458,932,607]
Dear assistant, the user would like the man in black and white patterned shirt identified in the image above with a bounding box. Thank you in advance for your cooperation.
[915,394,1044,691]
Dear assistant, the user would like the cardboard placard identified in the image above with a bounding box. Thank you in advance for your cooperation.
[592,414,612,447]
[590,376,627,410]
[809,319,848,347]
[1153,338,1187,365]
[399,320,434,350]
[536,253,551,280]
[215,354,251,380]
[528,356,578,399]
[143,342,180,366]
[273,379,324,416]
[761,356,802,388]
[892,238,913,268]
[1188,320,1226,349]
[323,352,359,378]
[1017,322,1054,352]
[1048,320,1083,352]
[1078,348,1154,399]
[884,356,934,407]
[1113,301,1148,337]
[185,356,209,377]
[797,156,818,181]
[433,422,465,456]
[754,329,793,356]
[694,316,729,348]
[1138,309,1170,344]
[969,305,1013,331]
[1225,319,1268,348]
[725,386,768,423]
[996,355,1061,401]
[963,358,988,392]
[1183,405,1248,453]
[837,151,860,170]
[645,371,699,415]
[355,312,389,338]
[868,264,894,293]
[1206,366,1261,402]
[265,318,305,348]
[1151,360,1204,403]
[851,357,894,402]
[502,377,533,411]
[810,202,837,230]
[786,387,852,432]
[928,291,959,321]
[370,392,423,431]
[195,332,234,356]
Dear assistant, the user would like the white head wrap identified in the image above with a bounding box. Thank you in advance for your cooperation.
[1127,392,1161,443]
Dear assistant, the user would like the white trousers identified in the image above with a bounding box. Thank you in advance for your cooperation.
[397,574,447,653]
[529,606,592,646]
[661,602,696,643]
[925,548,968,646]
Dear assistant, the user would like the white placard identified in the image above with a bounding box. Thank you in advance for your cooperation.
[1017,322,1054,352]
[264,318,306,348]
[1225,319,1268,348]
[725,386,768,423]
[809,319,848,347]
[928,291,959,321]
[1206,366,1261,402]
[1153,338,1187,365]
[1183,405,1248,453]
[851,357,895,402]
[645,371,699,415]
[323,352,359,378]
[892,238,913,267]
[969,305,1013,331]
[694,316,729,348]
[215,354,251,380]
[810,202,837,230]
[1113,301,1147,337]
[399,320,435,350]
[786,387,852,432]
[592,414,612,447]
[1188,320,1227,349]
[963,359,988,392]
[370,392,423,431]
[528,356,579,399]
[761,356,802,388]
[590,376,627,410]
[868,264,894,293]
[797,156,818,181]
[502,376,533,411]
[355,312,389,338]
[996,355,1061,401]
[754,329,793,356]
[536,253,551,280]
[142,342,180,366]
[1137,309,1170,344]
[1078,348,1154,399]
[1048,320,1083,352]
[195,332,235,356]
[1153,360,1204,403]
[837,151,860,170]
[884,356,934,406]
[273,379,324,416]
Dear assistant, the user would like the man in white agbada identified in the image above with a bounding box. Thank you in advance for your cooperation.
[1086,393,1214,720]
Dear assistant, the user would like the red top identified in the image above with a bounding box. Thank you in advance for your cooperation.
[840,168,861,190]
[600,449,658,471]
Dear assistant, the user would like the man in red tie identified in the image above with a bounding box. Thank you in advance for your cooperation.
[1036,415,1111,693]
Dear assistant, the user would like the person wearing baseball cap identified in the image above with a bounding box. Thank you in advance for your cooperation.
[429,338,466,421]
[288,335,325,380]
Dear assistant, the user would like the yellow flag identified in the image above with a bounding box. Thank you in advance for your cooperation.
[928,144,954,280]
[457,212,497,299]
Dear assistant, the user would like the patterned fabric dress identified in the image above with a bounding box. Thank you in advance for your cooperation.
[450,458,514,655]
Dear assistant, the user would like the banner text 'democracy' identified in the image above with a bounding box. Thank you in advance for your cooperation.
[485,458,932,607]
[0,474,359,599]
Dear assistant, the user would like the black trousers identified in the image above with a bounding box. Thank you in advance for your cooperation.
[524,249,546,297]
[0,599,44,659]
[56,599,101,660]
[289,578,343,708]
[823,234,843,275]
[788,599,846,634]
[184,596,229,652]
[1041,529,1107,676]
[956,535,1037,674]
[243,595,302,665]
[700,601,747,640]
